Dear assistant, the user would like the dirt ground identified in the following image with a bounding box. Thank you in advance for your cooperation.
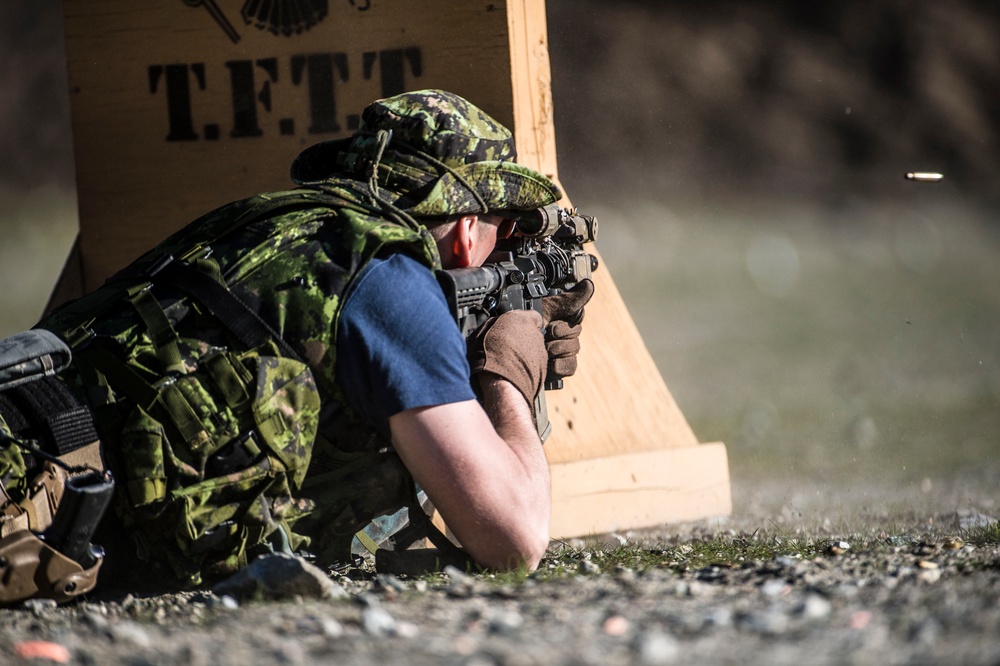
[1,2,999,664]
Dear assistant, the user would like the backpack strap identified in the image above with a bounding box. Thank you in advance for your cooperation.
[153,257,302,362]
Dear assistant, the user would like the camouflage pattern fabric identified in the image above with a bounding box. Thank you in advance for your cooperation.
[25,89,543,586]
[290,89,563,217]
[0,415,29,500]
[38,183,441,585]
[0,329,72,391]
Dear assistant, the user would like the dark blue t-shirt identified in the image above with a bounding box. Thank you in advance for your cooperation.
[335,253,476,441]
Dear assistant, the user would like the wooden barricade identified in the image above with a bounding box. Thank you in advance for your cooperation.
[58,0,731,538]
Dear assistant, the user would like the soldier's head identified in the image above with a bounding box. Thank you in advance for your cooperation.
[290,89,562,255]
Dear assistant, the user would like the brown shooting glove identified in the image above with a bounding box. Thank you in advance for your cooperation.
[468,310,548,406]
[541,279,595,380]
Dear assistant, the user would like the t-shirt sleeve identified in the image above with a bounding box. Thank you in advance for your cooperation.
[335,253,476,439]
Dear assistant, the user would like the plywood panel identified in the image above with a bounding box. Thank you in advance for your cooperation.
[63,0,516,288]
[60,0,731,534]
[543,247,701,463]
[549,444,732,538]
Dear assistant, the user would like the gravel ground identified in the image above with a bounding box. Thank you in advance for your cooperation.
[2,3,999,665]
[2,481,998,666]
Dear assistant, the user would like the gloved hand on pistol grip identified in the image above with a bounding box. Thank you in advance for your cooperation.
[468,309,548,406]
[540,279,595,379]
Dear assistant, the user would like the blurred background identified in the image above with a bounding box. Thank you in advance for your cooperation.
[3,1,998,525]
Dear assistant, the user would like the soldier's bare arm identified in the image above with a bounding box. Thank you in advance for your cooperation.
[388,379,550,572]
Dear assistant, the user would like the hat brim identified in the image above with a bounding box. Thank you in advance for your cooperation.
[289,141,562,217]
[407,161,562,217]
[290,139,353,184]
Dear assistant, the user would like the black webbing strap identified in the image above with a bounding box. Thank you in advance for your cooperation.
[0,377,100,459]
[154,260,302,362]
[72,341,158,412]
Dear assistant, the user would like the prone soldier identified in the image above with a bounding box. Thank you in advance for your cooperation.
[0,89,594,602]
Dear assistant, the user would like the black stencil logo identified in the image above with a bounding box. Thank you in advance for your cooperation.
[183,1,373,43]
[242,0,330,37]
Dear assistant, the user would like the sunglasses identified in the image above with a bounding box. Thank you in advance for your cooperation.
[497,218,518,240]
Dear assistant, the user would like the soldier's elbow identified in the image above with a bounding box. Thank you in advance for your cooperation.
[479,524,550,573]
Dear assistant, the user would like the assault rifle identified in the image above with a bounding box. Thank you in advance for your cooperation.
[438,203,599,440]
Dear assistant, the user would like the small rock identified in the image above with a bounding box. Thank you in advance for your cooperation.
[395,621,420,638]
[918,568,942,584]
[375,573,408,592]
[21,598,58,614]
[444,564,479,598]
[602,533,629,548]
[14,641,70,664]
[603,615,630,636]
[942,537,964,550]
[109,620,153,649]
[703,606,733,628]
[317,616,345,638]
[634,630,680,664]
[355,592,381,608]
[696,566,726,582]
[485,609,523,634]
[826,541,851,556]
[743,610,789,636]
[579,559,601,575]
[272,639,305,664]
[848,610,873,630]
[81,610,110,633]
[212,553,348,602]
[775,555,801,568]
[760,579,789,598]
[362,607,398,636]
[798,594,832,620]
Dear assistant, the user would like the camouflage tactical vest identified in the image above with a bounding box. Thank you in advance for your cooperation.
[37,182,443,586]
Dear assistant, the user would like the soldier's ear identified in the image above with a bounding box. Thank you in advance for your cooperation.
[451,215,477,268]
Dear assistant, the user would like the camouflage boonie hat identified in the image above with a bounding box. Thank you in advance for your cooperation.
[290,89,562,217]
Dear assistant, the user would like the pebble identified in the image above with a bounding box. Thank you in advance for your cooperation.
[742,609,790,636]
[634,630,680,664]
[109,620,154,648]
[826,541,851,556]
[484,609,524,634]
[444,565,479,598]
[760,579,789,598]
[14,641,70,664]
[318,616,345,638]
[376,573,408,593]
[81,610,110,633]
[775,555,801,568]
[918,568,942,584]
[603,615,630,636]
[21,598,58,614]
[703,606,734,628]
[362,607,398,636]
[579,559,601,575]
[212,553,348,601]
[798,594,833,620]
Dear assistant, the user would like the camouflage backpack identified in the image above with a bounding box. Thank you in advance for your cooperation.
[38,186,440,586]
